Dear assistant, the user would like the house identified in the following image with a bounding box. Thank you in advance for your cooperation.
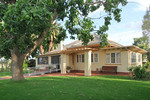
[35,34,147,76]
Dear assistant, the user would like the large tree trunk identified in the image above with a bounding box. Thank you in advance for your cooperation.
[0,58,4,71]
[48,35,54,52]
[9,10,58,81]
[11,47,25,81]
[40,45,45,54]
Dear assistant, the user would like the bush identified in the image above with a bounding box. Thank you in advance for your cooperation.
[27,59,35,67]
[23,61,28,69]
[146,71,150,79]
[128,65,146,80]
[144,60,150,69]
[66,66,71,70]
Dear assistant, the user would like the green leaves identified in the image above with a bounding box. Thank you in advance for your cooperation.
[0,0,127,58]
[64,0,127,46]
[0,0,54,56]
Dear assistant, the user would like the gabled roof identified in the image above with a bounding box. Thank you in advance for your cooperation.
[64,34,123,49]
[102,45,147,53]
[40,34,147,57]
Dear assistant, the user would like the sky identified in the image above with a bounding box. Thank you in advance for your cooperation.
[63,0,150,46]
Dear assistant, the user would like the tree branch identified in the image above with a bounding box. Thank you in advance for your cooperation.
[85,0,105,5]
[24,10,58,58]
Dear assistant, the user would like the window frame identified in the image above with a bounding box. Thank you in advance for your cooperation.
[38,57,49,65]
[138,53,141,63]
[105,53,110,64]
[51,55,60,64]
[105,52,121,64]
[77,54,84,63]
[131,52,136,64]
[116,52,121,63]
[111,53,115,63]
[91,53,99,63]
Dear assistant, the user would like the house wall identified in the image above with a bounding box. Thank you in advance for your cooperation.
[69,50,136,73]
[35,50,143,73]
[128,51,143,66]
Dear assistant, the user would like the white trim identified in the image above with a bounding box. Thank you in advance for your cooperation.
[105,52,121,64]
[130,52,136,64]
[138,53,141,63]
[77,53,84,63]
[91,53,99,63]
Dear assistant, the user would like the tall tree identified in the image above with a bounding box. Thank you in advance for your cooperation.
[133,6,150,61]
[133,35,149,51]
[40,21,65,54]
[0,0,127,81]
[142,6,150,38]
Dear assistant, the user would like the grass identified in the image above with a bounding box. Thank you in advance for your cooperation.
[0,75,150,100]
[0,70,29,78]
[0,71,12,77]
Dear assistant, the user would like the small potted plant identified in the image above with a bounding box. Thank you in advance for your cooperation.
[66,66,71,73]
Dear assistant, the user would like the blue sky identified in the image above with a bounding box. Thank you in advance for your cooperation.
[64,0,150,46]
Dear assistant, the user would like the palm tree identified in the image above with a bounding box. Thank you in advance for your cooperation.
[40,21,62,54]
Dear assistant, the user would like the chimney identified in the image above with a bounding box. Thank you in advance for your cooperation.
[60,41,63,50]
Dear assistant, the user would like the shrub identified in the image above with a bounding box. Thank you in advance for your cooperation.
[66,66,71,70]
[144,60,150,69]
[128,65,146,80]
[23,61,28,69]
[146,71,150,79]
[27,59,35,67]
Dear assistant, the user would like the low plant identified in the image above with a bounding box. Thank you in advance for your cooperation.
[23,61,28,69]
[144,60,150,69]
[146,71,150,79]
[66,66,71,70]
[128,65,146,80]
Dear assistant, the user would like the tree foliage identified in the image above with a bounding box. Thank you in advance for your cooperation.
[41,22,67,53]
[133,6,150,61]
[0,0,127,59]
[133,36,149,50]
[0,0,127,80]
[142,6,150,38]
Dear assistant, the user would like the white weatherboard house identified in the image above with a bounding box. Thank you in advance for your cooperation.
[36,35,147,76]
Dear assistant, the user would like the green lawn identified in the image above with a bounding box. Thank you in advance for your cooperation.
[0,72,12,77]
[0,75,150,100]
[0,70,29,78]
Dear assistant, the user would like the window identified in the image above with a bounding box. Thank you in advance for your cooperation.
[51,55,60,64]
[82,54,84,62]
[138,54,141,62]
[111,53,115,63]
[91,53,99,62]
[79,55,82,62]
[77,54,84,63]
[38,57,48,64]
[116,53,121,63]
[131,52,136,63]
[94,54,98,62]
[105,53,121,64]
[105,53,110,63]
[91,54,93,62]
